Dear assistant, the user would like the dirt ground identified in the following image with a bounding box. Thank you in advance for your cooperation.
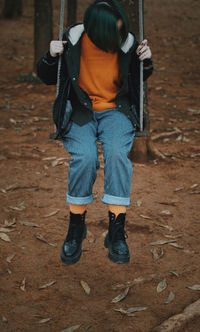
[0,0,200,331]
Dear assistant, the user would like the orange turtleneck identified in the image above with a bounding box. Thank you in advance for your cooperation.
[78,32,120,112]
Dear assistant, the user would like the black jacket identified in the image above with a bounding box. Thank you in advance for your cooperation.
[37,23,153,135]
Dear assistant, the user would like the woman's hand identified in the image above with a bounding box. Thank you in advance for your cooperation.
[136,39,152,61]
[50,40,67,57]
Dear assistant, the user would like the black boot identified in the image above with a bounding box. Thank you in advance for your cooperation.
[104,211,130,263]
[61,211,87,264]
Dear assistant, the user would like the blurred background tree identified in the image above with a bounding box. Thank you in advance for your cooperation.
[34,0,53,70]
[2,0,22,18]
[67,0,77,26]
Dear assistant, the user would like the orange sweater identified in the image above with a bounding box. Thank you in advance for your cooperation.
[78,33,120,112]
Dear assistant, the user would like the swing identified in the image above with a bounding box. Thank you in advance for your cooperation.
[51,0,147,139]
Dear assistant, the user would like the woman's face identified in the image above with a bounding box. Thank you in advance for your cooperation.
[117,19,123,30]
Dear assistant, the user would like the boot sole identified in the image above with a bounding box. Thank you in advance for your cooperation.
[60,225,87,264]
[104,234,130,264]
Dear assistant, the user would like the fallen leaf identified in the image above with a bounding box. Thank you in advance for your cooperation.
[3,219,16,227]
[20,278,26,291]
[43,209,59,218]
[6,254,16,263]
[0,227,13,233]
[168,242,184,249]
[161,210,172,216]
[102,231,108,238]
[165,291,175,304]
[159,224,174,232]
[157,279,167,293]
[39,318,52,324]
[114,306,147,316]
[170,270,179,277]
[150,247,164,260]
[60,325,81,332]
[39,281,56,290]
[7,269,12,275]
[174,186,184,192]
[111,287,130,303]
[186,285,200,291]
[20,221,39,227]
[137,199,142,207]
[0,233,11,242]
[80,280,91,295]
[42,156,57,161]
[149,239,176,246]
[35,233,57,247]
[87,230,95,243]
[190,184,198,189]
[140,214,151,219]
[2,316,8,323]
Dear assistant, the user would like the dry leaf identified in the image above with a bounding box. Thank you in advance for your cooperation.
[87,230,95,243]
[168,242,184,249]
[161,210,172,216]
[43,209,59,218]
[20,221,39,227]
[102,231,108,238]
[150,247,164,260]
[39,281,56,290]
[170,271,179,277]
[137,199,142,207]
[174,186,184,192]
[3,219,16,227]
[111,287,129,303]
[20,278,26,291]
[39,318,52,324]
[6,254,16,263]
[186,285,200,291]
[157,279,167,293]
[60,325,81,332]
[2,316,8,323]
[0,227,13,233]
[149,239,176,246]
[165,291,175,304]
[190,184,198,189]
[159,224,174,232]
[0,233,11,242]
[35,233,57,247]
[115,306,147,316]
[80,280,91,295]
[140,214,151,219]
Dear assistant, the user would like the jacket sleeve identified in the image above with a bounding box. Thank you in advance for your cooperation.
[37,51,59,85]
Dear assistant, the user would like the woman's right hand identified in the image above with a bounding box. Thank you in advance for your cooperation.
[50,40,67,57]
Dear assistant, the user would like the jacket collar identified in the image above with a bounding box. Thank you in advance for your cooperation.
[67,23,134,54]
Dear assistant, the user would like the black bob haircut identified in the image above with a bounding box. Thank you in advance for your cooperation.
[83,0,129,53]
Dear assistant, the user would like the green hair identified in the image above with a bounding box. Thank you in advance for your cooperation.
[83,0,129,53]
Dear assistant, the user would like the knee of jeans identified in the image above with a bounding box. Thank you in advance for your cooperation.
[104,146,126,163]
[78,150,98,169]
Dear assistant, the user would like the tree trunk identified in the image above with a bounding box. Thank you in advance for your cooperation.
[2,0,22,18]
[67,0,77,26]
[118,0,165,162]
[34,0,53,71]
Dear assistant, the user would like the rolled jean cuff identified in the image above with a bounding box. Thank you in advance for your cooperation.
[101,194,130,206]
[66,193,94,205]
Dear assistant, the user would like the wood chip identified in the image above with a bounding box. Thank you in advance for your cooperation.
[20,221,39,227]
[60,325,81,332]
[149,239,176,246]
[20,278,26,291]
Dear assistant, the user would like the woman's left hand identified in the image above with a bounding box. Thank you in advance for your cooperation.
[136,39,152,61]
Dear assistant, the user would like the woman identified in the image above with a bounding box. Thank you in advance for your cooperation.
[37,0,153,264]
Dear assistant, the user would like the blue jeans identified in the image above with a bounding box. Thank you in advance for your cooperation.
[62,108,135,206]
